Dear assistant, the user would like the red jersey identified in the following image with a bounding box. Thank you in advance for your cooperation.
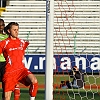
[0,37,29,73]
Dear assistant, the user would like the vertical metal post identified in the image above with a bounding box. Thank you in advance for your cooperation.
[0,0,3,7]
[45,0,54,100]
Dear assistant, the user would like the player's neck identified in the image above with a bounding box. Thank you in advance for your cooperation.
[9,36,17,40]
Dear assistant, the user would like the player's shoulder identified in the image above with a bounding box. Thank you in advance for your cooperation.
[16,38,22,41]
[19,38,29,44]
[17,38,25,44]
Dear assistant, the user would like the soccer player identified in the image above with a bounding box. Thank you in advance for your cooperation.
[0,19,20,100]
[0,22,38,100]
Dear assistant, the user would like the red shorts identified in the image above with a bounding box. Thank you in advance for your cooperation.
[3,68,32,92]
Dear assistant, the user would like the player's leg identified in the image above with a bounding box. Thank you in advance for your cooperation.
[2,82,20,100]
[4,91,12,100]
[27,74,38,100]
[20,68,38,100]
[20,73,38,100]
[14,84,20,100]
[0,62,6,100]
[2,82,5,100]
[2,72,19,100]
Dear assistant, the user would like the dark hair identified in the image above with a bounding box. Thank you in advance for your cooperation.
[4,22,19,35]
[73,67,76,71]
[0,18,4,23]
[7,22,19,30]
[73,66,77,71]
[4,25,9,34]
[0,18,5,26]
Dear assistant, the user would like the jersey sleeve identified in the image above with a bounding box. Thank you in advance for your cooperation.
[23,40,29,50]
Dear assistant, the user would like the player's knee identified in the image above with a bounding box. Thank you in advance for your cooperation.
[31,76,38,84]
[34,78,38,83]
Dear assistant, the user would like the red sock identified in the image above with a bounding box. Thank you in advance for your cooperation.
[29,82,38,97]
[14,85,20,100]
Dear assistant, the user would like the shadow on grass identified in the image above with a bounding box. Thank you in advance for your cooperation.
[20,89,45,100]
[20,89,45,93]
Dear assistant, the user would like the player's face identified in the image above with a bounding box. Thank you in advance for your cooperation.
[0,21,5,33]
[8,25,19,39]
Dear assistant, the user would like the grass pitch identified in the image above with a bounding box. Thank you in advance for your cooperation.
[0,88,100,100]
[0,88,45,100]
[0,74,100,100]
